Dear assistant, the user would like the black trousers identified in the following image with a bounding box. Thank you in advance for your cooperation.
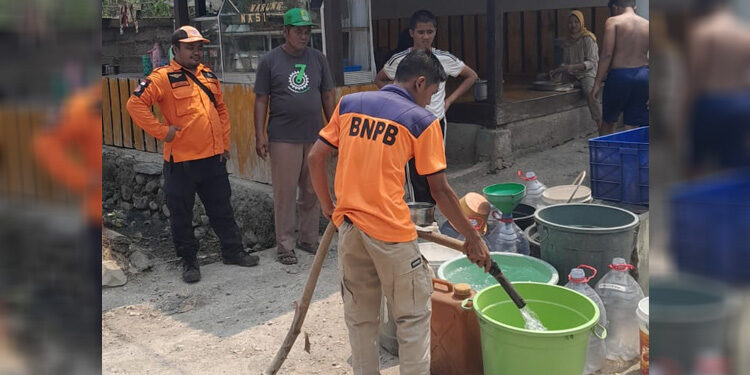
[163,155,244,260]
[406,118,447,204]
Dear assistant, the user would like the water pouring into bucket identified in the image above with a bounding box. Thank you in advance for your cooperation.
[413,182,548,331]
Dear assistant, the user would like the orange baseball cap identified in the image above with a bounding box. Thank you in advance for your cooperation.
[171,25,209,44]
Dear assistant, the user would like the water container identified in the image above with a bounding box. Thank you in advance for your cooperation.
[565,265,608,374]
[486,209,528,254]
[513,222,530,255]
[518,170,547,207]
[430,279,483,375]
[486,219,518,253]
[595,258,645,361]
[637,297,649,375]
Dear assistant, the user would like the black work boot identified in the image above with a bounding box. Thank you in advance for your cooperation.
[222,250,260,267]
[181,257,201,283]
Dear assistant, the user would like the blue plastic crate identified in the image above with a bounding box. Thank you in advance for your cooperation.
[589,127,649,205]
[670,170,750,283]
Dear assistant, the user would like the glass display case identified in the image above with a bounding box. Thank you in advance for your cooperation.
[339,0,374,85]
[195,0,323,85]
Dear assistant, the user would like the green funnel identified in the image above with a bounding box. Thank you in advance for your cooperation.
[483,183,526,214]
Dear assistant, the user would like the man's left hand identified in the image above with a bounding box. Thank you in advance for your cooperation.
[220,150,230,162]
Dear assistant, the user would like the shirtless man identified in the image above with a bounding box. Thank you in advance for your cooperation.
[685,0,750,172]
[591,0,650,135]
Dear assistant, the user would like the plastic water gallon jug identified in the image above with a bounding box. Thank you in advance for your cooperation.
[565,266,608,374]
[595,258,645,361]
[513,221,530,255]
[430,279,483,375]
[518,170,547,207]
[485,210,528,254]
[485,218,518,253]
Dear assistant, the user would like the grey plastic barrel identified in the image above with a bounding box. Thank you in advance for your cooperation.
[650,275,740,374]
[534,204,639,285]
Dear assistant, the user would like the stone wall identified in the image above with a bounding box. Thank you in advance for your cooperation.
[102,147,277,259]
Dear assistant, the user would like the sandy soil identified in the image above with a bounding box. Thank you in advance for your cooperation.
[102,134,641,374]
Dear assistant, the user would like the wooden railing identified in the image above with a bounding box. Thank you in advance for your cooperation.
[0,106,72,202]
[102,76,377,183]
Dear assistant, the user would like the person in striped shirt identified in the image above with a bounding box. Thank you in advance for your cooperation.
[375,9,478,204]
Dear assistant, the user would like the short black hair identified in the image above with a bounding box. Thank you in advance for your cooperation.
[609,0,636,8]
[394,49,447,86]
[409,10,437,29]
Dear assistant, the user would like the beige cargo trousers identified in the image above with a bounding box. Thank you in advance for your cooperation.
[338,219,433,375]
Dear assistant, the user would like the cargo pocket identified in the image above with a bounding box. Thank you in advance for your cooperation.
[171,86,197,117]
[392,259,432,317]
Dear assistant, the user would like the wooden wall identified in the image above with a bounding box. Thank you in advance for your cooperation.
[0,107,72,202]
[102,77,376,183]
[373,7,610,79]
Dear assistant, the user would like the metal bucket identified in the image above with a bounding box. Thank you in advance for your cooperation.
[473,79,488,102]
[408,202,435,226]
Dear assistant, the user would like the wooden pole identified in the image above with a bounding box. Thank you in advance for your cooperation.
[264,222,338,375]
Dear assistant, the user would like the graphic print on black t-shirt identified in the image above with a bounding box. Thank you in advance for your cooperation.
[287,64,310,93]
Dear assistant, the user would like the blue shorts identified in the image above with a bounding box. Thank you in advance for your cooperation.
[691,91,750,168]
[602,67,649,126]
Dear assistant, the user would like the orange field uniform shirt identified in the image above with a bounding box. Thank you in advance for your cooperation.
[34,84,103,224]
[126,59,230,163]
[319,85,447,243]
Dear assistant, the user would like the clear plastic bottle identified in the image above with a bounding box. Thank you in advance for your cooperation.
[513,222,530,255]
[484,212,518,253]
[565,266,608,374]
[595,258,645,361]
[518,170,547,208]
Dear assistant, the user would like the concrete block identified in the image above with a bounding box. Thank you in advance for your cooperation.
[445,122,480,164]
[506,106,595,157]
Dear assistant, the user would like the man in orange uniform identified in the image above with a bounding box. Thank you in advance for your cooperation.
[33,83,103,364]
[127,26,258,283]
[34,83,102,277]
[308,50,490,375]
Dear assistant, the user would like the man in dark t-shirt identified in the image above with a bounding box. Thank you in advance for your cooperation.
[253,8,336,264]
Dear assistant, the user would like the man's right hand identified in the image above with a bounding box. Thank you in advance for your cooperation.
[255,136,268,160]
[463,234,491,272]
[591,80,603,100]
[164,126,181,142]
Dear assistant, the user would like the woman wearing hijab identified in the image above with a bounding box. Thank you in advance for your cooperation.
[551,10,602,128]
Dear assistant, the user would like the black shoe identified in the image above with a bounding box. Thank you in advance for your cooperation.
[182,258,201,283]
[223,251,260,267]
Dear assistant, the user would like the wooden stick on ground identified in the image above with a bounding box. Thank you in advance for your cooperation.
[264,222,337,375]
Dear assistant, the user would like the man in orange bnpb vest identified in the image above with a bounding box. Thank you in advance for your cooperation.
[127,26,258,283]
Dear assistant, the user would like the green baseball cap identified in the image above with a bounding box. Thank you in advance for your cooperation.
[284,8,315,26]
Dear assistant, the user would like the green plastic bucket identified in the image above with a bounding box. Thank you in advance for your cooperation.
[534,204,639,285]
[473,282,606,375]
[437,252,558,291]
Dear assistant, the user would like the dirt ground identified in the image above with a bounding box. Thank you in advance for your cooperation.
[102,133,641,374]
